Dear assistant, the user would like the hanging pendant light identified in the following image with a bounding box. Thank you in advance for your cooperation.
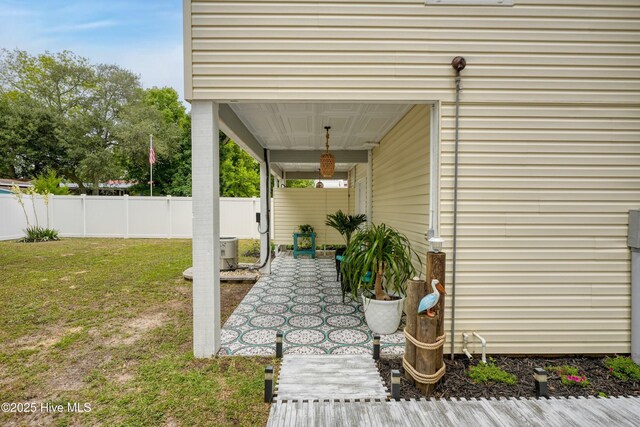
[315,168,324,188]
[319,126,336,178]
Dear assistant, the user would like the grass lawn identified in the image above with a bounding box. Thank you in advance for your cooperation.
[0,238,274,426]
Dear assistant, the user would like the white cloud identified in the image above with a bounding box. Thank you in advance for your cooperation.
[46,19,119,33]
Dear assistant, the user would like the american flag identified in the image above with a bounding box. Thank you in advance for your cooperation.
[149,141,156,165]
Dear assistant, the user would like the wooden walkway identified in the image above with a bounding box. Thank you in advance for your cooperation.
[267,396,640,426]
[275,355,388,401]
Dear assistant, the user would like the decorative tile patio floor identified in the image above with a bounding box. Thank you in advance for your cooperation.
[218,256,406,356]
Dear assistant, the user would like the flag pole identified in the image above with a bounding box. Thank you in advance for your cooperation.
[150,134,153,196]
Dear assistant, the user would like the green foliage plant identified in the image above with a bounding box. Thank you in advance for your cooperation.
[33,171,69,195]
[297,224,315,249]
[285,179,314,188]
[605,356,640,382]
[546,365,590,387]
[20,226,60,243]
[298,224,315,234]
[343,223,418,300]
[468,359,517,385]
[11,183,60,242]
[325,210,367,246]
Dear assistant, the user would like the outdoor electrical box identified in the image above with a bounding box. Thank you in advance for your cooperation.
[629,210,640,249]
[256,212,261,223]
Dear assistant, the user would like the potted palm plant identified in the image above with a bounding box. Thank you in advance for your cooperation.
[343,223,419,334]
[325,210,367,248]
[325,211,367,296]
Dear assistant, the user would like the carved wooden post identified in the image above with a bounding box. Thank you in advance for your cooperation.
[415,314,438,395]
[404,278,426,384]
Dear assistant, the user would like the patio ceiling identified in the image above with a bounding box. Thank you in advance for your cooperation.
[222,102,414,177]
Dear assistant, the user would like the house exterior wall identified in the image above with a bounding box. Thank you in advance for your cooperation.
[186,0,640,353]
[273,188,349,247]
[348,163,367,216]
[370,105,431,273]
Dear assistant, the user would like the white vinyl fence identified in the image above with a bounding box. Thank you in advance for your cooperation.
[0,194,270,241]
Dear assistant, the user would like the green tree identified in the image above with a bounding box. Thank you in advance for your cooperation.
[32,171,70,195]
[220,135,260,197]
[286,179,314,188]
[0,49,142,193]
[0,93,63,178]
[0,49,265,197]
[164,115,192,196]
[116,87,184,196]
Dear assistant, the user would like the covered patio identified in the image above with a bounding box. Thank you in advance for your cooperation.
[192,101,438,357]
[218,255,405,356]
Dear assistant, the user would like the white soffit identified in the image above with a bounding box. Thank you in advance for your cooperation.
[278,162,353,173]
[228,103,413,151]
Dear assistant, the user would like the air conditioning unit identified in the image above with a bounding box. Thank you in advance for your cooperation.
[220,237,238,271]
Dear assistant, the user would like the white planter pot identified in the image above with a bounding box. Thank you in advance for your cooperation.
[362,295,405,335]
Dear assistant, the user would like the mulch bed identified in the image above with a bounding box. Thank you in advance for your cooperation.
[378,356,640,399]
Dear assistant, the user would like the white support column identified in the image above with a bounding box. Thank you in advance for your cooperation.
[366,149,373,224]
[428,101,442,243]
[191,100,221,358]
[260,150,271,274]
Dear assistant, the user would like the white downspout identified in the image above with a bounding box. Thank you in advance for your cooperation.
[366,149,373,224]
[427,101,442,248]
[629,210,640,364]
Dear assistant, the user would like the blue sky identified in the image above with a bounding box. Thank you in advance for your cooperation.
[0,0,185,100]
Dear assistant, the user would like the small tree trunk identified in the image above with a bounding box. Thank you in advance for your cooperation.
[374,262,389,300]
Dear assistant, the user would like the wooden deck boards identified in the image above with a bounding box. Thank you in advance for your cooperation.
[275,355,388,401]
[267,396,640,427]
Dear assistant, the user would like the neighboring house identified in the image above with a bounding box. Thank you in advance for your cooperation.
[62,180,136,196]
[0,178,33,193]
[183,0,640,357]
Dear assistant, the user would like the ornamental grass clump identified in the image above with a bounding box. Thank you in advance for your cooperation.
[604,356,640,382]
[21,226,60,242]
[468,359,517,385]
[11,183,60,243]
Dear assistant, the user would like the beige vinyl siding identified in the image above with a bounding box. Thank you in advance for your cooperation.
[371,105,431,277]
[186,0,640,354]
[186,0,640,103]
[439,103,638,354]
[273,188,349,246]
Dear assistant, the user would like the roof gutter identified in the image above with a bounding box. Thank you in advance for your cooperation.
[427,101,442,246]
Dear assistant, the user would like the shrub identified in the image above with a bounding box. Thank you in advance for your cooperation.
[33,171,69,195]
[297,224,315,249]
[20,226,60,243]
[605,356,640,382]
[242,240,261,257]
[468,359,517,385]
[561,374,590,387]
[546,365,590,387]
